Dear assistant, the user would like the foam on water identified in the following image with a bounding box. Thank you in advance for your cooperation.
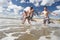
[0,19,60,40]
[38,30,60,40]
[0,26,25,40]
[50,31,60,40]
[0,27,10,31]
[38,36,48,40]
[48,23,60,27]
[1,33,18,40]
[0,27,24,31]
[1,29,31,40]
[1,32,22,40]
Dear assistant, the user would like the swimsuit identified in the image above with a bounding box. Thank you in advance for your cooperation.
[43,16,50,24]
[26,16,32,20]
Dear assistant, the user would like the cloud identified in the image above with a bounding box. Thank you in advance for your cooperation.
[20,0,60,6]
[38,0,60,6]
[40,0,55,6]
[0,0,24,18]
[29,0,41,6]
[53,5,60,16]
[0,0,9,12]
[56,6,60,9]
[20,0,25,3]
[0,0,24,16]
[0,7,4,12]
[29,0,35,3]
[34,3,39,7]
[0,0,8,6]
[41,0,60,6]
[8,2,23,10]
[51,7,60,19]
[19,0,41,6]
[52,10,60,19]
[52,10,60,14]
[7,1,24,15]
[19,0,60,6]
[0,0,5,3]
[53,5,60,14]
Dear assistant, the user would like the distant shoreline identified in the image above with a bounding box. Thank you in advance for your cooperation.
[0,17,60,21]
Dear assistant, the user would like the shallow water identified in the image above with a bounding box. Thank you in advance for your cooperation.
[0,18,60,40]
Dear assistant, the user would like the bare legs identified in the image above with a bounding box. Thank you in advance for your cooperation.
[22,18,26,24]
[28,19,31,25]
[43,18,50,25]
[31,19,36,22]
[22,18,31,24]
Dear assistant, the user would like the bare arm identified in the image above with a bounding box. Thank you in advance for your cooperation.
[22,12,26,18]
[48,11,58,16]
[50,12,58,16]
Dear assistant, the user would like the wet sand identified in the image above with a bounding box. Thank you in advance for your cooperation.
[0,18,60,40]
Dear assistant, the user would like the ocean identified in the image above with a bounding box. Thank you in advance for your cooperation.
[0,18,60,40]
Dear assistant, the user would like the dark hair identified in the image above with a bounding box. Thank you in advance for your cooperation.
[44,6,47,8]
[30,6,33,10]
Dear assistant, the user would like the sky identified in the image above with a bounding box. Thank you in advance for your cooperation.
[0,0,60,19]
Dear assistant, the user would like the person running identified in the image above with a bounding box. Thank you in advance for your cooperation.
[22,6,34,24]
[41,6,57,25]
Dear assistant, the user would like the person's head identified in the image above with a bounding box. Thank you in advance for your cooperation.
[30,6,33,10]
[30,6,34,12]
[44,6,47,11]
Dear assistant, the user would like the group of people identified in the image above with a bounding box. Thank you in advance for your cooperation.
[22,6,57,25]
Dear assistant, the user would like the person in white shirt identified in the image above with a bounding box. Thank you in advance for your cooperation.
[22,6,34,24]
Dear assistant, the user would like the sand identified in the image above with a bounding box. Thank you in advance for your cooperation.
[0,18,60,40]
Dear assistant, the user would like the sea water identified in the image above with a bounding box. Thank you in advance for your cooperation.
[0,18,60,40]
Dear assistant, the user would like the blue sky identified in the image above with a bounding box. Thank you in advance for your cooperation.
[12,0,60,11]
[11,0,60,19]
[0,0,60,19]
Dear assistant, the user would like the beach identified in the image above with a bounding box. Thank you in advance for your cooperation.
[0,18,60,40]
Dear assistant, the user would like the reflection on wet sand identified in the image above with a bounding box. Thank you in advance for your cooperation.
[0,31,6,39]
[15,26,51,40]
[0,19,60,40]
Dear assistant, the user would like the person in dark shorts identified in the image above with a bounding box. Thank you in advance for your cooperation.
[43,17,50,24]
[41,6,57,25]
